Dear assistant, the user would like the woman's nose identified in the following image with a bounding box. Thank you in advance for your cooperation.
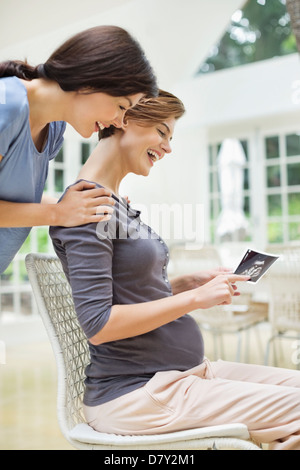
[112,118,123,128]
[162,141,172,154]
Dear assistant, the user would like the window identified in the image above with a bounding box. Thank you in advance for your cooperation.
[208,143,221,242]
[81,142,91,165]
[265,132,300,244]
[208,129,300,247]
[53,147,65,194]
[0,226,51,318]
[208,139,252,243]
[47,146,66,195]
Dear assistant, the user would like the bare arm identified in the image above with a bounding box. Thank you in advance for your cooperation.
[41,193,58,205]
[0,180,115,228]
[89,274,249,345]
[0,199,58,227]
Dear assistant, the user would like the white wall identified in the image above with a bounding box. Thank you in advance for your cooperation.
[175,54,300,129]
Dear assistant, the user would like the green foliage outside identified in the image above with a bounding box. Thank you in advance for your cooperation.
[198,0,297,74]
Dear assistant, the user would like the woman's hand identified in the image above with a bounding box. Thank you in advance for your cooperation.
[170,267,232,294]
[190,267,233,287]
[194,274,250,309]
[123,195,131,204]
[53,180,115,227]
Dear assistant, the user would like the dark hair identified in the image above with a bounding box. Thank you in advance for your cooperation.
[0,25,158,97]
[99,89,185,139]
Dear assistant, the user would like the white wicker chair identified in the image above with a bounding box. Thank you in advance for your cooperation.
[25,253,261,450]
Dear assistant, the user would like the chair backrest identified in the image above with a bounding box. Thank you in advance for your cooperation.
[25,253,90,436]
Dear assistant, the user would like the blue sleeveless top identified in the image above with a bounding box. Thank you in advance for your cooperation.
[0,77,66,273]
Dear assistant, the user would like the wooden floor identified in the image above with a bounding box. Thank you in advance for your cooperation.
[0,316,298,450]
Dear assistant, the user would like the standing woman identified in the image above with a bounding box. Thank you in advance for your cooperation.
[0,25,157,273]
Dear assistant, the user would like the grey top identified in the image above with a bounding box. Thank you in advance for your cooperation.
[50,180,204,406]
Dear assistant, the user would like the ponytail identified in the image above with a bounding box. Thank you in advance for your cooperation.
[0,60,47,80]
[0,26,158,98]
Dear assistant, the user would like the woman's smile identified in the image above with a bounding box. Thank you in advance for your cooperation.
[147,149,161,166]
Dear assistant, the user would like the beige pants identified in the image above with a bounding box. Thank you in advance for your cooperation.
[83,359,300,450]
